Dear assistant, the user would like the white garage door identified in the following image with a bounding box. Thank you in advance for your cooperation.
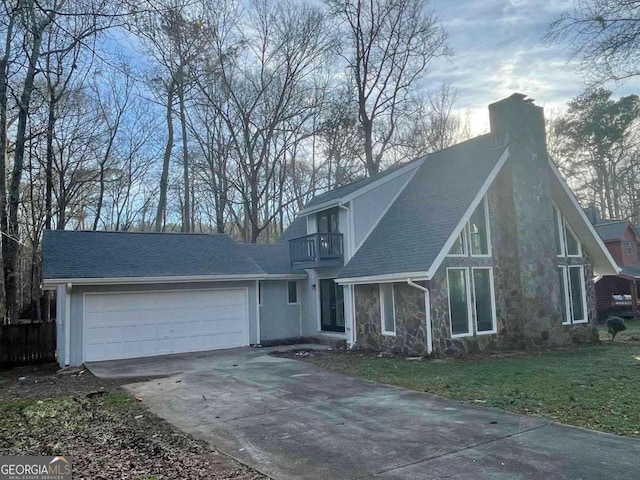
[83,288,250,362]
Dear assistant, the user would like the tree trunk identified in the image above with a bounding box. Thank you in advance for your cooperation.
[0,8,15,323]
[177,75,191,233]
[45,93,55,230]
[155,81,175,232]
[5,23,45,323]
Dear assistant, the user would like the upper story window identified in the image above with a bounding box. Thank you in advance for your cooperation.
[554,205,581,258]
[448,198,491,257]
[624,241,634,257]
[317,207,339,233]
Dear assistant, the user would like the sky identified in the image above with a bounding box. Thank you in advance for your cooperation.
[427,0,640,135]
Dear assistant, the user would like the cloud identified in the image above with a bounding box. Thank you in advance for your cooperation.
[426,0,640,134]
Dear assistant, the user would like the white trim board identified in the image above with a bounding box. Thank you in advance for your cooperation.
[548,160,620,275]
[427,147,509,278]
[44,273,307,287]
[296,159,425,217]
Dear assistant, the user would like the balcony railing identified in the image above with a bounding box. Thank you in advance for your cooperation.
[289,233,344,269]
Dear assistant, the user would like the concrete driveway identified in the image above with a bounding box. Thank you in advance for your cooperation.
[87,347,639,480]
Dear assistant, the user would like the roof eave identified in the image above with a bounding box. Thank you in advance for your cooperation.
[549,161,621,276]
[336,271,430,285]
[297,159,425,217]
[43,272,307,288]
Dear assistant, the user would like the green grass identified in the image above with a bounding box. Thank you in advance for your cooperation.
[306,325,640,437]
[104,391,134,405]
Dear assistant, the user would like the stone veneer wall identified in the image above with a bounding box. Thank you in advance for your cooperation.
[353,162,599,356]
[354,282,429,356]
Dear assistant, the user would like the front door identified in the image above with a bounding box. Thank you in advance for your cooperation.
[320,278,345,332]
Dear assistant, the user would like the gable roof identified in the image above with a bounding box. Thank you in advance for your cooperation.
[43,230,266,283]
[300,157,424,213]
[337,134,506,281]
[594,220,638,242]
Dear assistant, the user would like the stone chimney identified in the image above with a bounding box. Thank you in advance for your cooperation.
[585,203,600,225]
[488,94,563,348]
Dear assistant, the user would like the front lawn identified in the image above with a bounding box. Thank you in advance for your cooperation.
[303,321,640,438]
[0,364,265,479]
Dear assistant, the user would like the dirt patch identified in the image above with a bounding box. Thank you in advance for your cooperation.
[0,363,267,479]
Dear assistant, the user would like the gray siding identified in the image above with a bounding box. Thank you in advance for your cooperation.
[67,281,258,366]
[352,170,413,248]
[259,280,301,341]
[300,268,342,336]
[56,285,67,367]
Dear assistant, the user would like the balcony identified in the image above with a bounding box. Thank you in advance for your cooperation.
[289,233,344,269]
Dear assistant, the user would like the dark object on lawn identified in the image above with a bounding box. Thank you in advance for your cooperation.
[86,390,108,398]
[607,316,627,340]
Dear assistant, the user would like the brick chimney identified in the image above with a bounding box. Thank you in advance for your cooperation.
[488,94,563,347]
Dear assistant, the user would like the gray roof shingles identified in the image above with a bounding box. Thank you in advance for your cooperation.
[238,243,294,275]
[304,157,424,208]
[594,221,635,242]
[43,230,264,280]
[338,134,505,279]
[276,216,308,243]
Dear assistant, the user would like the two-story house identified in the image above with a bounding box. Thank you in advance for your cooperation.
[587,209,640,320]
[43,94,619,366]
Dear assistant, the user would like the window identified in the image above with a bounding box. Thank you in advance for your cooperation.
[554,204,581,258]
[380,283,396,335]
[553,206,564,256]
[473,269,496,333]
[449,227,467,256]
[565,223,580,256]
[624,241,634,256]
[558,265,587,324]
[447,268,497,337]
[258,281,263,306]
[287,281,298,304]
[448,269,471,336]
[447,197,490,257]
[469,201,489,255]
[317,207,339,233]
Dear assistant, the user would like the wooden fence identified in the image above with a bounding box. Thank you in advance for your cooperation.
[0,321,56,367]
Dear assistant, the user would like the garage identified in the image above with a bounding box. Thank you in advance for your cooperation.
[83,288,250,362]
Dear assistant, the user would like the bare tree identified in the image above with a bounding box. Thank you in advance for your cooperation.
[327,0,449,175]
[198,0,332,242]
[547,0,640,84]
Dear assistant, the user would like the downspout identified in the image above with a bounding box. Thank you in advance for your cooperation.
[255,280,261,346]
[337,202,356,348]
[406,279,433,354]
[65,283,72,366]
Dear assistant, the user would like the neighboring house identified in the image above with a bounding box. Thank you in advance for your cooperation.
[586,208,640,320]
[43,93,619,367]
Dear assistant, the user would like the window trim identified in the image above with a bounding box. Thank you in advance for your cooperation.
[567,265,588,324]
[624,240,634,257]
[471,267,497,335]
[287,280,298,305]
[379,283,396,336]
[447,225,468,257]
[558,266,571,325]
[554,204,566,258]
[469,198,492,258]
[447,267,474,338]
[559,265,588,324]
[564,220,582,258]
